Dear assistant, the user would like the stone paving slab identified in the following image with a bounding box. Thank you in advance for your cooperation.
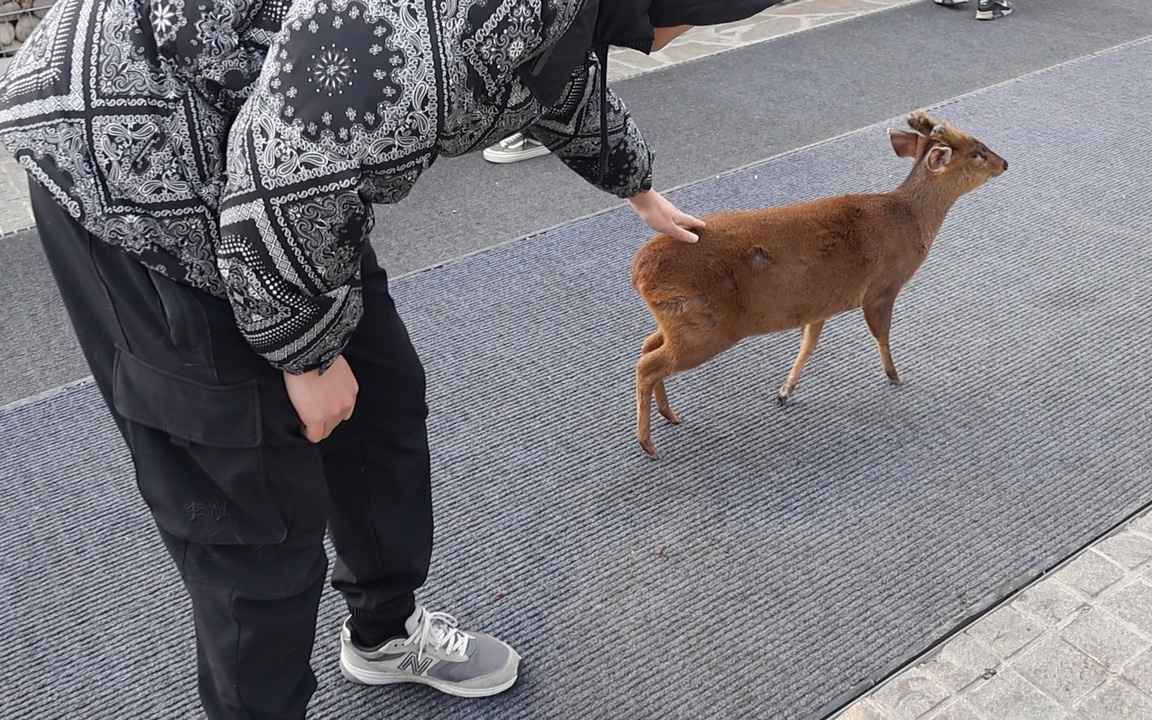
[836,516,1152,720]
[606,0,915,81]
[0,131,28,234]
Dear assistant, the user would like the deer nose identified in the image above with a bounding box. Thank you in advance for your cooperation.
[1002,159,1008,170]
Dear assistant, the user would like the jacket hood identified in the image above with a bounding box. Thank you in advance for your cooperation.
[594,1,786,52]
[594,0,653,53]
[517,0,787,138]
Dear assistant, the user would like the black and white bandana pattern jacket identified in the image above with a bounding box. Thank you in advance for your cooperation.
[0,0,654,373]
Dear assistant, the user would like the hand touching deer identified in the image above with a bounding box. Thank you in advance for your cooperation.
[632,111,1007,458]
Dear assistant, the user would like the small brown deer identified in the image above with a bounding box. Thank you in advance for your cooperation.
[632,111,1007,458]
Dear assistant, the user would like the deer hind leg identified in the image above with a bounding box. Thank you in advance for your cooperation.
[635,329,735,459]
[636,345,674,459]
[863,294,901,384]
[777,320,826,405]
[641,331,679,424]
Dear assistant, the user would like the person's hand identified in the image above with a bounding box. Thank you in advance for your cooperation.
[628,189,705,242]
[282,355,359,443]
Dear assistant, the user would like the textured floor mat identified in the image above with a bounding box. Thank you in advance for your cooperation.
[2,38,1151,720]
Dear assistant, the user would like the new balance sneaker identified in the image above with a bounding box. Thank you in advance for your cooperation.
[340,606,520,698]
[933,0,969,5]
[976,0,1012,19]
[482,133,551,164]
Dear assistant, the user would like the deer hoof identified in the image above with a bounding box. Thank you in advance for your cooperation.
[639,439,661,459]
[660,411,681,424]
[887,372,903,385]
[777,386,792,405]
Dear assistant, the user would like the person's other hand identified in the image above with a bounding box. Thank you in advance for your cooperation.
[628,189,705,242]
[282,355,359,443]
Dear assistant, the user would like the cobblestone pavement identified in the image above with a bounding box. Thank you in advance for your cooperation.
[0,133,28,234]
[837,517,1152,720]
[606,0,913,82]
[4,2,1151,719]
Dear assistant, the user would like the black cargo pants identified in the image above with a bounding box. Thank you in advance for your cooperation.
[30,181,434,719]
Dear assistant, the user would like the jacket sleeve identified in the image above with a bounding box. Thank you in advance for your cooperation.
[525,50,654,199]
[150,0,269,116]
[217,0,437,374]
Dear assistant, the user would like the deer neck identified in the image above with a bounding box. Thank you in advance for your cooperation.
[892,169,963,237]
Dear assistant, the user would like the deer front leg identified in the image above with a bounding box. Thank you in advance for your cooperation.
[777,320,825,404]
[863,295,901,384]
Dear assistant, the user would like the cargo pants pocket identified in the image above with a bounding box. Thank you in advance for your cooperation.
[112,347,289,545]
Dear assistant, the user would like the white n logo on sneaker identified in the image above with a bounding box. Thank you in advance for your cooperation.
[398,654,435,675]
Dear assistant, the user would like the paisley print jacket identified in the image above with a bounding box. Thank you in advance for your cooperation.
[0,0,654,373]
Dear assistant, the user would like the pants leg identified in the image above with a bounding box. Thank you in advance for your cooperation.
[321,249,434,628]
[31,180,437,716]
[31,183,329,719]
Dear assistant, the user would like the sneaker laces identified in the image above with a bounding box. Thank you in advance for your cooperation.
[403,610,470,663]
[501,133,525,150]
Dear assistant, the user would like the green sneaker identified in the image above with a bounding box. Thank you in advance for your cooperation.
[340,606,520,698]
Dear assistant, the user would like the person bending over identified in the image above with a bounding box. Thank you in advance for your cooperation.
[0,0,782,717]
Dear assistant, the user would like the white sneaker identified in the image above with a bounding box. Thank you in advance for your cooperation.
[340,606,521,698]
[482,133,551,164]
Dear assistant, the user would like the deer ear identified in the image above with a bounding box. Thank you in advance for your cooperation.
[888,129,919,158]
[926,145,953,172]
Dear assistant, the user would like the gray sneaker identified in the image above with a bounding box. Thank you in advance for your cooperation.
[482,133,551,164]
[975,0,1012,19]
[339,606,521,698]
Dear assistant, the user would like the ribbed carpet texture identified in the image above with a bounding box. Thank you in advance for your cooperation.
[2,38,1151,720]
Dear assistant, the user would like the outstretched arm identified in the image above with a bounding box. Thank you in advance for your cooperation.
[526,50,653,198]
[525,50,703,241]
[628,189,705,243]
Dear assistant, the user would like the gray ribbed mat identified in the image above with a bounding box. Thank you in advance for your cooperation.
[4,38,1152,720]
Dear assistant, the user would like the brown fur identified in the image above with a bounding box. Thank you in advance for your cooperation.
[632,111,1007,458]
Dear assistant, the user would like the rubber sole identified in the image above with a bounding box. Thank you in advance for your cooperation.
[976,7,1013,19]
[339,647,520,698]
[481,146,552,164]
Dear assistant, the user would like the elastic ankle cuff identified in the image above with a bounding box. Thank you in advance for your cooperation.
[348,597,416,646]
[347,595,416,625]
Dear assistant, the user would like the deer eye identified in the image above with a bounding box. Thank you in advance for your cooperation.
[970,149,984,159]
